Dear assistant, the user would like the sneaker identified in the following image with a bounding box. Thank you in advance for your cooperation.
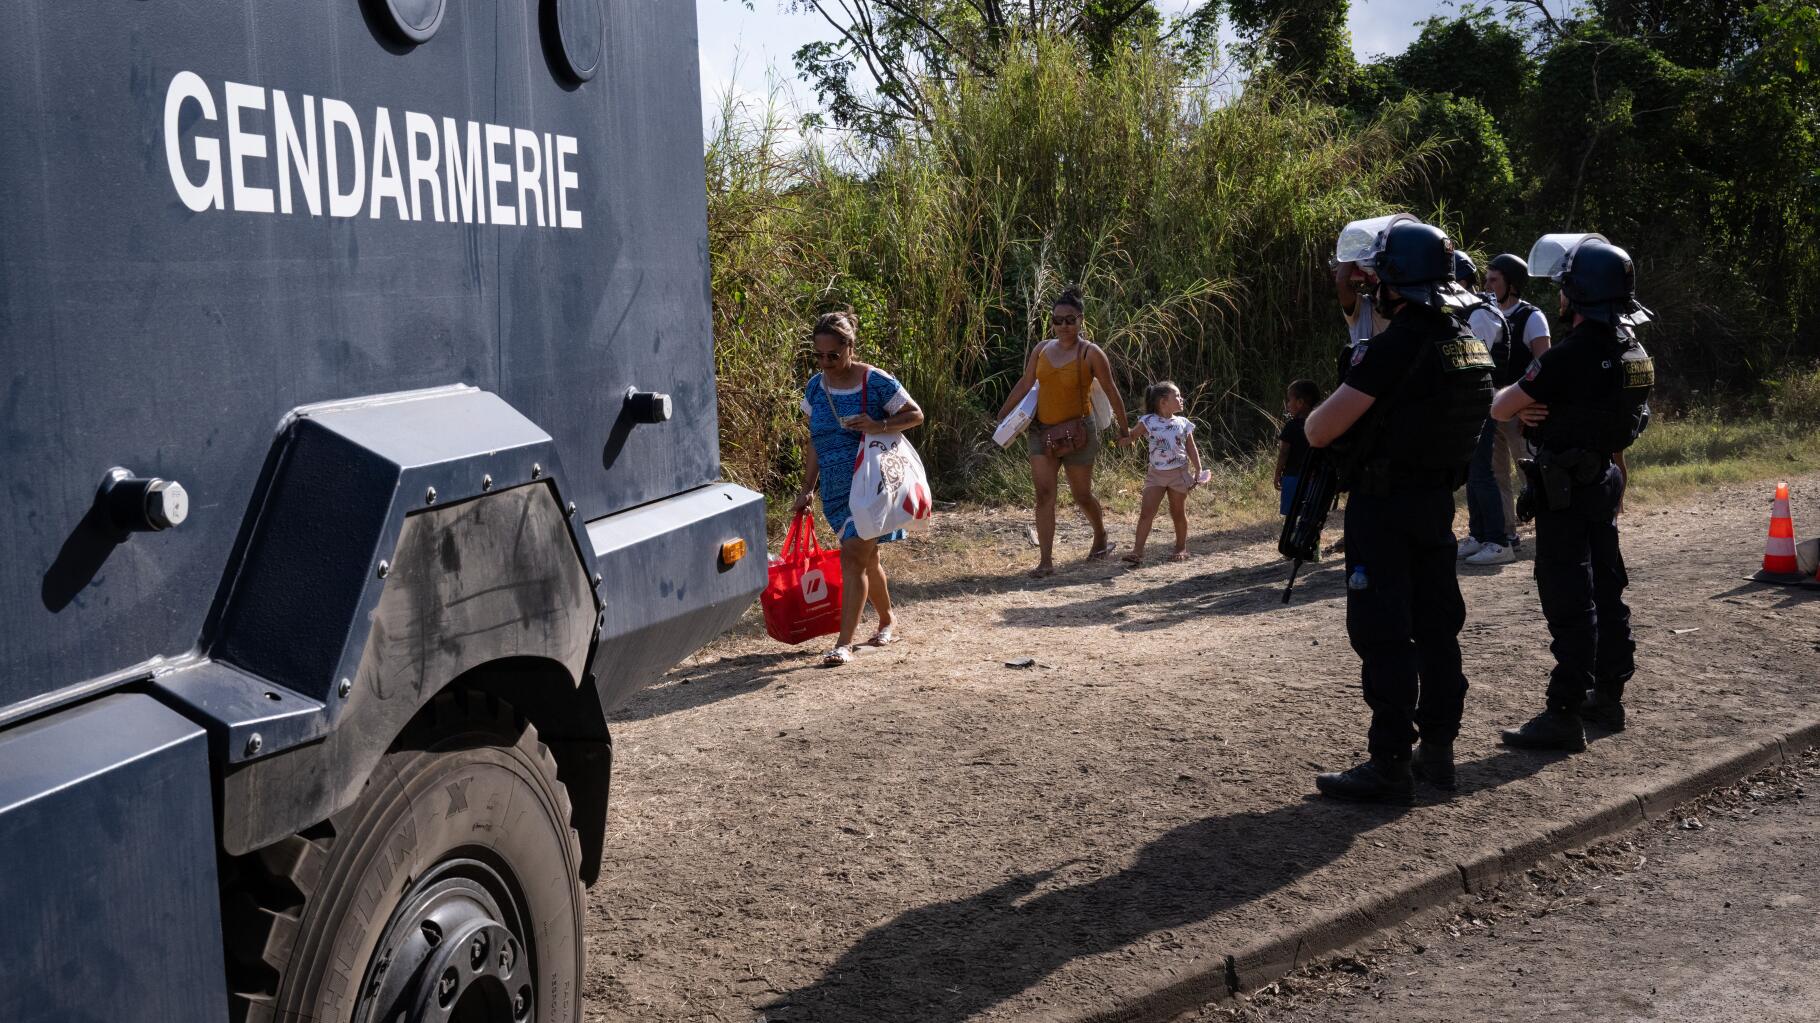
[1456,536,1485,559]
[1507,534,1523,549]
[1315,758,1415,804]
[1465,542,1516,566]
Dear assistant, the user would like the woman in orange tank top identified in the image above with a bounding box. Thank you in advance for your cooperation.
[995,287,1132,578]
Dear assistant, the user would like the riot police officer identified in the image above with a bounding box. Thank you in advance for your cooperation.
[1491,235,1654,751]
[1304,219,1495,802]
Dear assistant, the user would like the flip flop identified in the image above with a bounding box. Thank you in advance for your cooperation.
[1170,550,1190,562]
[1028,565,1056,579]
[865,626,897,647]
[1087,542,1117,561]
[1120,552,1143,566]
[821,646,854,667]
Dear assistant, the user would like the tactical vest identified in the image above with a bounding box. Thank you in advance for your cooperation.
[1344,316,1495,487]
[1492,300,1537,386]
[1534,328,1655,455]
[1452,293,1509,368]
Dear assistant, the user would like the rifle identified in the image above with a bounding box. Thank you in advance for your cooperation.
[1277,446,1339,604]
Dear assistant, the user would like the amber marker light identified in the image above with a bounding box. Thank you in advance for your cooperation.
[720,539,748,565]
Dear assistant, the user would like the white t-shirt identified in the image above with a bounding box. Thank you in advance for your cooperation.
[1501,299,1552,356]
[1139,414,1194,470]
[1468,306,1505,350]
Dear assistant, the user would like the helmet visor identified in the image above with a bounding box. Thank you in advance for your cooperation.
[1526,232,1609,280]
[1336,213,1418,265]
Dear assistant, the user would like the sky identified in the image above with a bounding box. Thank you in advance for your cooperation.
[694,0,1461,131]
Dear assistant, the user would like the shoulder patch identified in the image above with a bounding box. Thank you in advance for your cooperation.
[1523,359,1542,382]
[1351,342,1369,366]
[1436,336,1495,372]
[1623,355,1656,390]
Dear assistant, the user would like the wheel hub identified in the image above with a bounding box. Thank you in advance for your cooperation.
[356,859,535,1022]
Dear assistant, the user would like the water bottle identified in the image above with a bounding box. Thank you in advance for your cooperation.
[1347,566,1369,592]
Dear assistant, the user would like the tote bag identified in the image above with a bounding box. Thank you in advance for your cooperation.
[848,432,934,539]
[762,511,844,644]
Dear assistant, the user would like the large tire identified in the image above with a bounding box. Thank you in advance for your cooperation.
[224,691,584,1023]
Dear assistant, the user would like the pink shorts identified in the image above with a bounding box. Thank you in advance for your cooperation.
[1144,464,1196,494]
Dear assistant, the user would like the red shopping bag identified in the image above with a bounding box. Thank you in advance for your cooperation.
[762,511,844,644]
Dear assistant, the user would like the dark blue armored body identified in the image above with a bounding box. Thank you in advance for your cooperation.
[0,3,764,1020]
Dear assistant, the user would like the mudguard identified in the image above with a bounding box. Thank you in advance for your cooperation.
[170,385,763,862]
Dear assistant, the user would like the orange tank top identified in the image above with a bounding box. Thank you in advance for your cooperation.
[1034,341,1092,425]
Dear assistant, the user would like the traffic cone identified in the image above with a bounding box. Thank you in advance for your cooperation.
[1751,481,1805,584]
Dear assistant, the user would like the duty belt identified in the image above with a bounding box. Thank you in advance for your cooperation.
[1350,460,1461,496]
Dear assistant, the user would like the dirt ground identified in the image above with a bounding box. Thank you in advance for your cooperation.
[1211,749,1820,1023]
[582,475,1820,1023]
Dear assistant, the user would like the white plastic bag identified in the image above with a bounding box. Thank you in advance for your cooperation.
[994,383,1039,447]
[847,432,934,539]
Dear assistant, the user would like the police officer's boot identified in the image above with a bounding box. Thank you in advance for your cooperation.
[1581,689,1627,732]
[1411,740,1456,791]
[1499,710,1587,752]
[1315,757,1415,805]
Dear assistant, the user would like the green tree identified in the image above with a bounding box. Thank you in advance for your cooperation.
[1226,0,1354,87]
[783,0,1194,133]
[1392,6,1534,132]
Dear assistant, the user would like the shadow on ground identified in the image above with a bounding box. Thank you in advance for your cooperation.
[762,748,1566,1022]
[1001,558,1345,631]
[885,520,1283,606]
[613,649,810,722]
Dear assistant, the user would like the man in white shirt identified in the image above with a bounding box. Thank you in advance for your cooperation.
[1335,258,1391,384]
[1454,252,1519,565]
[1481,252,1552,552]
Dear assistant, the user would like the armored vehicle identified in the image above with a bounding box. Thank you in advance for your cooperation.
[0,2,765,1020]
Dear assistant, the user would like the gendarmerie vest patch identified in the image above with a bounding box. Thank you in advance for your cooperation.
[1438,337,1495,372]
[1623,355,1656,389]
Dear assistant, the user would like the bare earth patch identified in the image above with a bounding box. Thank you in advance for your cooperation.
[584,476,1820,1023]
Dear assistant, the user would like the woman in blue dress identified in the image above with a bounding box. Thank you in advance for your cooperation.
[790,311,925,666]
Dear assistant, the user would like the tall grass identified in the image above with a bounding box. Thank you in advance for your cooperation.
[707,36,1440,503]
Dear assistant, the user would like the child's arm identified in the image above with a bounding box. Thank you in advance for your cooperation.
[1274,439,1290,487]
[1188,432,1202,474]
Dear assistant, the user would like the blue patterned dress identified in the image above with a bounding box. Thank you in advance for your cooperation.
[803,368,913,542]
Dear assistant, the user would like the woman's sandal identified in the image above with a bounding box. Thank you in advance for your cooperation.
[865,625,896,648]
[1170,550,1190,562]
[821,646,854,667]
[1028,564,1056,579]
[1087,541,1117,561]
[1120,552,1143,566]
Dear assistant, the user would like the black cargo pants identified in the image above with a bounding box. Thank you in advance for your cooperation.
[1342,488,1469,761]
[1533,462,1635,711]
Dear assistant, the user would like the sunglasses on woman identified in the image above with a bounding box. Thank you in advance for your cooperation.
[812,348,847,362]
[1052,315,1079,326]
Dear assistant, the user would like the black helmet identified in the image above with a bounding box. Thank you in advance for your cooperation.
[1487,253,1527,290]
[1369,220,1454,306]
[1453,250,1479,287]
[1560,238,1650,326]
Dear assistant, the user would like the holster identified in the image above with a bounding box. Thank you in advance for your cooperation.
[1528,449,1608,513]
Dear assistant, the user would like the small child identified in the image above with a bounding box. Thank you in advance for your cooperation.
[1123,381,1205,565]
[1276,379,1323,517]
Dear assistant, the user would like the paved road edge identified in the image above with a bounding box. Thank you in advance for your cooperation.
[1045,723,1820,1023]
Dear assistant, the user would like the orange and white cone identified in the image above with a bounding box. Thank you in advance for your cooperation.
[1752,481,1805,584]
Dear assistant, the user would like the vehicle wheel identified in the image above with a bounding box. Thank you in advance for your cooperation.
[224,690,583,1023]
